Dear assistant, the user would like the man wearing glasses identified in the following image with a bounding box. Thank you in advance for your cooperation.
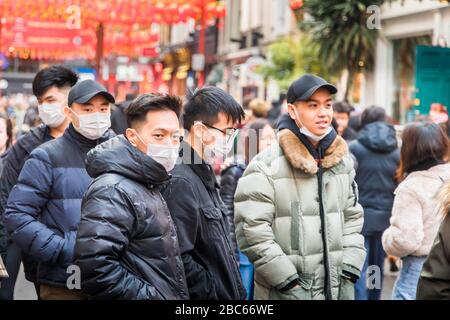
[162,87,246,300]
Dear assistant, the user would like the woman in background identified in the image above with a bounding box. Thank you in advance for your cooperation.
[382,122,450,300]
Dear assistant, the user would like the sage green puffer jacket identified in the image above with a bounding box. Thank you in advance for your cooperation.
[234,130,366,300]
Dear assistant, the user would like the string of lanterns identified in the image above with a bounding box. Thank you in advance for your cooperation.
[1,0,226,24]
[0,0,226,60]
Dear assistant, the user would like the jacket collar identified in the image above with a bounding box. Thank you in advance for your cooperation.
[278,129,348,175]
[277,113,339,158]
[64,123,112,150]
[86,135,171,188]
[180,141,219,190]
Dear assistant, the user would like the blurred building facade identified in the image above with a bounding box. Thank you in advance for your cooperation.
[362,0,450,122]
[215,0,298,105]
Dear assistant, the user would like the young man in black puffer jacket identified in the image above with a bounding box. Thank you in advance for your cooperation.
[74,94,188,300]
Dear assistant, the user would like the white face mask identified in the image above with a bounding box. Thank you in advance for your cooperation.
[203,128,238,164]
[136,133,179,172]
[147,143,179,172]
[293,109,331,142]
[38,103,66,128]
[72,111,111,140]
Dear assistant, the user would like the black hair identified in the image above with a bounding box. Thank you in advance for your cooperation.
[397,121,449,181]
[182,86,245,130]
[361,105,386,127]
[333,101,354,115]
[32,65,78,99]
[125,93,138,101]
[125,93,183,129]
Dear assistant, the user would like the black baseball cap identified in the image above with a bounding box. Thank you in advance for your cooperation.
[68,79,115,107]
[287,74,337,104]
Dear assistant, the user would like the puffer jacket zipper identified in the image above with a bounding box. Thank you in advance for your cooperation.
[317,146,332,300]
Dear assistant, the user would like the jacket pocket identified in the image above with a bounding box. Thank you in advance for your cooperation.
[199,206,223,240]
[269,274,314,300]
[338,276,355,300]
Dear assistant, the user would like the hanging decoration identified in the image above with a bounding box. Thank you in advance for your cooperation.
[0,0,226,60]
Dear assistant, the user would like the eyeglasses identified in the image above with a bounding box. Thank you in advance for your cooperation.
[202,123,239,143]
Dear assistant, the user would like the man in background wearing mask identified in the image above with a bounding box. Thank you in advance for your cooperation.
[0,65,77,300]
[74,94,188,300]
[162,87,246,300]
[235,74,365,300]
[5,79,115,300]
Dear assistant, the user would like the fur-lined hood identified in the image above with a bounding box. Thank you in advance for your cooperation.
[278,129,348,175]
[439,180,450,217]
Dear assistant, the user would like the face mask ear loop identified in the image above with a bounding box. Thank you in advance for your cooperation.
[293,108,305,129]
[130,130,147,150]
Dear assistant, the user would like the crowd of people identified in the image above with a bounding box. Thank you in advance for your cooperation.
[0,65,449,300]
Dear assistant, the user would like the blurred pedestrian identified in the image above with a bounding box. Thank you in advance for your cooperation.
[0,113,13,156]
[382,122,450,300]
[162,87,246,300]
[333,101,358,141]
[267,93,287,127]
[235,74,366,300]
[22,97,41,130]
[0,113,13,199]
[429,103,448,125]
[220,119,276,300]
[350,106,400,300]
[5,80,115,300]
[416,180,450,299]
[0,114,13,200]
[74,94,188,299]
[0,65,78,300]
[236,98,271,164]
[348,116,361,132]
[248,98,269,120]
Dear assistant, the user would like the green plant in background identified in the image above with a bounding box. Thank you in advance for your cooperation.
[299,0,384,100]
[259,36,330,91]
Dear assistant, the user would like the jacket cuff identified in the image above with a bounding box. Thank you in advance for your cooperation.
[342,263,361,279]
[275,274,299,290]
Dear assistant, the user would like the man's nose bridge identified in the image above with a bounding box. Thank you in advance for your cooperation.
[317,104,328,116]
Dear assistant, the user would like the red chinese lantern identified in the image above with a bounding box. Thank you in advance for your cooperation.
[290,0,303,10]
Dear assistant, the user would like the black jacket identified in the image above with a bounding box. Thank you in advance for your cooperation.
[162,143,246,300]
[74,135,188,300]
[0,124,52,274]
[5,124,114,286]
[220,163,246,260]
[342,127,358,141]
[417,181,450,300]
[349,121,400,236]
[417,214,450,300]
